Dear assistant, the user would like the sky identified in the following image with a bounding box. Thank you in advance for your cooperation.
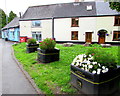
[0,0,97,16]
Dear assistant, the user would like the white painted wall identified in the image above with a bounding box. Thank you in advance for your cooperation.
[20,19,52,40]
[20,21,32,37]
[54,17,96,42]
[96,16,120,42]
[20,16,120,43]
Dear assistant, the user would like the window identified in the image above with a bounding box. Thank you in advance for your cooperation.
[114,16,120,26]
[113,31,120,41]
[32,21,41,27]
[12,31,15,39]
[71,31,78,40]
[71,18,79,27]
[32,32,42,42]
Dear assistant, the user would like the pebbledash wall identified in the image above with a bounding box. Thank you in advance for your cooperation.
[20,19,52,40]
[20,16,120,43]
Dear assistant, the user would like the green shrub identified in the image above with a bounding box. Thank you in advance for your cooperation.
[39,38,56,50]
[27,38,37,44]
[86,48,117,69]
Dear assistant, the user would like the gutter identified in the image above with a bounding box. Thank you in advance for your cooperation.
[19,14,120,21]
[52,17,54,39]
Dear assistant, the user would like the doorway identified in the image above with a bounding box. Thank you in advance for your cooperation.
[85,32,92,43]
[98,30,107,44]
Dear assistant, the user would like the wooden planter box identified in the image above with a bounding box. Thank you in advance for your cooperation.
[37,48,60,63]
[26,44,39,53]
[71,65,120,95]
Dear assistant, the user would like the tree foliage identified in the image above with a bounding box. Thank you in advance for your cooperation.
[8,11,17,23]
[109,2,120,12]
[0,8,7,29]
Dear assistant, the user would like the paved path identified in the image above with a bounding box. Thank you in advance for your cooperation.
[1,39,37,94]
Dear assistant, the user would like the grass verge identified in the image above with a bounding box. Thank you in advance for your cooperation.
[13,43,120,94]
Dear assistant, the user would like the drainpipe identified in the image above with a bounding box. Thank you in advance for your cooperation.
[52,17,55,40]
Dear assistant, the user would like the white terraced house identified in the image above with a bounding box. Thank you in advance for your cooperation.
[19,0,120,44]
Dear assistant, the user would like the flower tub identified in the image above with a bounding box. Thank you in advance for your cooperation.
[26,38,39,53]
[37,48,60,63]
[71,65,120,95]
[37,38,60,63]
[70,48,120,95]
[26,44,39,53]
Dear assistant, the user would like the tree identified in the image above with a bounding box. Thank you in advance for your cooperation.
[109,2,120,12]
[0,8,7,29]
[8,11,17,23]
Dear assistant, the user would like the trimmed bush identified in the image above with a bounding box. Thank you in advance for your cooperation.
[27,38,37,44]
[39,38,56,50]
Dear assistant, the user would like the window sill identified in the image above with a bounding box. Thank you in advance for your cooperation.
[112,39,120,41]
[114,24,120,26]
[71,39,79,40]
[71,26,79,27]
[31,26,42,28]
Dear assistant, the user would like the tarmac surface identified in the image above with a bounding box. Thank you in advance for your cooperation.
[0,39,37,94]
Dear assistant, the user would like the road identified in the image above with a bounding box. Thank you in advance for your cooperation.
[0,39,37,94]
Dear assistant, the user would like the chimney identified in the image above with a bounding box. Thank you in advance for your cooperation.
[75,0,84,2]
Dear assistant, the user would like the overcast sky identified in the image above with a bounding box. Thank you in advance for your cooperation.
[0,0,97,16]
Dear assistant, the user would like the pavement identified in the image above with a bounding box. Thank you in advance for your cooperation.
[0,39,38,94]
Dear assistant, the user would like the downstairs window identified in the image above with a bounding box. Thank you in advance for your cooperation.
[113,31,120,41]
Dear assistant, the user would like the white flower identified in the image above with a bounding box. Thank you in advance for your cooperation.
[88,65,93,69]
[83,54,87,58]
[92,70,96,74]
[89,54,92,57]
[85,68,88,71]
[82,65,85,67]
[92,62,97,65]
[102,69,107,73]
[81,68,84,70]
[105,68,109,72]
[97,69,101,74]
[83,59,87,62]
[102,66,106,69]
[88,58,93,61]
[78,55,84,62]
[98,63,101,67]
[87,61,91,65]
[75,62,80,66]
[79,62,82,66]
[84,65,87,68]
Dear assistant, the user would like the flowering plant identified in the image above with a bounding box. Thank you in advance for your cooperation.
[39,38,56,50]
[72,48,117,74]
[27,38,37,44]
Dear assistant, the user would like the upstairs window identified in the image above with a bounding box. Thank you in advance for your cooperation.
[71,18,79,27]
[113,31,120,41]
[32,21,41,27]
[114,16,120,26]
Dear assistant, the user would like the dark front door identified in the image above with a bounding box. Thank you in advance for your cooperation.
[85,32,92,43]
[98,32,105,44]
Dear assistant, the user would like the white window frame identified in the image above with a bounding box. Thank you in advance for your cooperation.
[31,20,41,27]
[32,32,42,42]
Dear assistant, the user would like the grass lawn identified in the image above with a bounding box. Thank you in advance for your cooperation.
[13,43,120,94]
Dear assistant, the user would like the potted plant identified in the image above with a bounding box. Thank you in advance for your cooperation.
[71,48,120,95]
[26,38,39,53]
[37,38,60,63]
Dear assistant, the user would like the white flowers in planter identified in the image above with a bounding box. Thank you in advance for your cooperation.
[71,54,109,74]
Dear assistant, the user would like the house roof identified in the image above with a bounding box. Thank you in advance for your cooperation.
[2,17,20,30]
[21,1,120,21]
